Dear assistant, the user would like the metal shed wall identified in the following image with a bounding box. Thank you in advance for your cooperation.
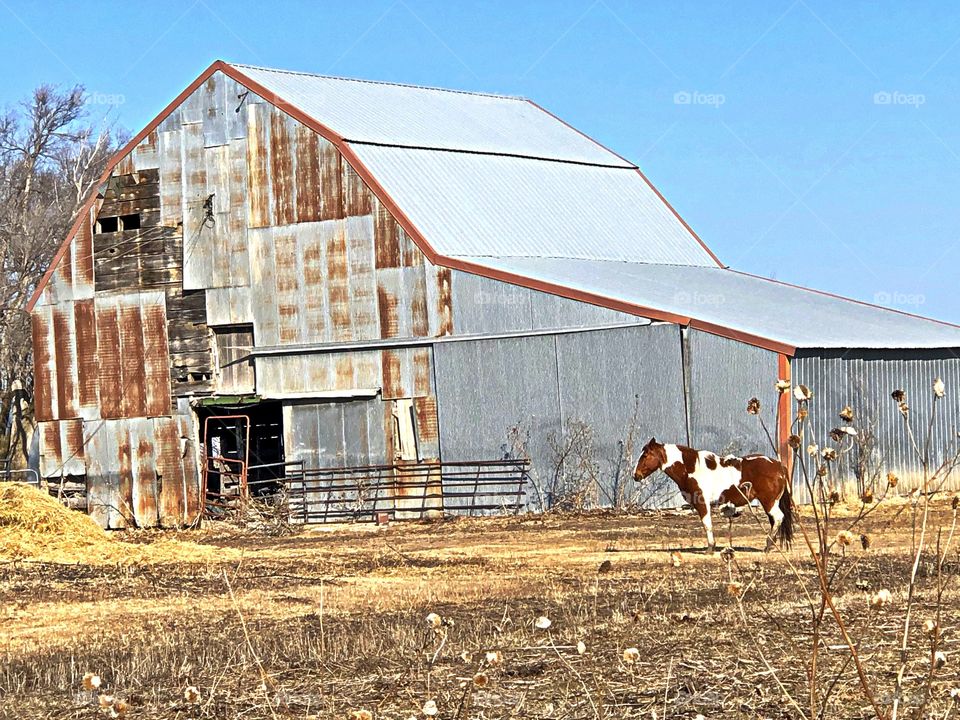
[686,329,779,457]
[282,398,388,469]
[792,349,960,497]
[434,324,687,509]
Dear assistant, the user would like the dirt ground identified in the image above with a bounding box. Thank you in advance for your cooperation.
[1,501,958,719]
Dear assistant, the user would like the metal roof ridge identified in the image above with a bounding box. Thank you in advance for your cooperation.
[451,255,723,269]
[229,62,526,101]
[345,139,637,168]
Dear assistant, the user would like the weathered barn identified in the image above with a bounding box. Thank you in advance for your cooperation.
[29,61,960,527]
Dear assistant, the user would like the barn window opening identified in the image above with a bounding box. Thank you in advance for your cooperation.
[96,216,119,233]
[120,213,141,230]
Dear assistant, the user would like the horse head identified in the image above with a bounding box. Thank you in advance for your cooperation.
[634,437,667,480]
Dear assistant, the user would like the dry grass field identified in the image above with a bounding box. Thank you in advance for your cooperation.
[1,484,958,719]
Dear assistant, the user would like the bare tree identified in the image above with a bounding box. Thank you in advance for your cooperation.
[0,84,124,464]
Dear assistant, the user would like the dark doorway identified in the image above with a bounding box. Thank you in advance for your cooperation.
[196,400,285,501]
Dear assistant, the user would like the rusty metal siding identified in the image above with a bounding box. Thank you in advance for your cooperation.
[556,324,687,507]
[38,419,84,478]
[74,299,99,418]
[180,122,208,290]
[792,349,960,497]
[205,286,253,326]
[246,102,273,228]
[201,74,227,147]
[255,350,381,398]
[132,129,159,171]
[52,304,78,419]
[158,130,183,227]
[270,111,297,226]
[686,329,778,457]
[128,417,158,527]
[95,292,171,420]
[31,307,57,422]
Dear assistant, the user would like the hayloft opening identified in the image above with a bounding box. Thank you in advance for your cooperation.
[96,216,119,233]
[120,213,141,230]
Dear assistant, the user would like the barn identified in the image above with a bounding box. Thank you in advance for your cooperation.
[28,61,960,528]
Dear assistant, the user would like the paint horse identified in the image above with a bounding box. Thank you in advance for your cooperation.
[634,438,793,552]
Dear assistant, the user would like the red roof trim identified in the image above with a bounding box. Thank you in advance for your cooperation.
[29,60,789,355]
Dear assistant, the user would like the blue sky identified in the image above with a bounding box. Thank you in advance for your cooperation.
[3,1,960,323]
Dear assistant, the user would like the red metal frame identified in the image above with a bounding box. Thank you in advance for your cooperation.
[201,414,251,514]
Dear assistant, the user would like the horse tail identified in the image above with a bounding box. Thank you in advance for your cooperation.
[777,480,794,547]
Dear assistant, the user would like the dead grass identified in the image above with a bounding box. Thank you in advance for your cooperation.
[1,502,958,718]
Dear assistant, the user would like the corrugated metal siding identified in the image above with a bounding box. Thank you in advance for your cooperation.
[214,327,255,394]
[686,329,779,457]
[793,349,960,497]
[457,256,960,350]
[349,146,715,266]
[450,270,639,335]
[38,419,85,478]
[556,324,687,507]
[282,398,388,469]
[233,63,631,166]
[83,415,196,529]
[434,334,561,508]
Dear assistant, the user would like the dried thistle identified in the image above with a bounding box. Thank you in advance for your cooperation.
[99,695,115,709]
[870,588,892,609]
[775,379,791,393]
[422,699,439,716]
[794,384,813,402]
[726,581,744,597]
[535,615,552,630]
[828,489,841,503]
[669,551,682,568]
[623,647,640,664]
[183,686,201,704]
[861,534,871,550]
[840,426,857,436]
[830,428,844,442]
[807,444,819,456]
[787,434,801,450]
[861,489,874,504]
[821,447,838,461]
[923,619,937,636]
[887,472,899,488]
[746,397,761,415]
[836,530,855,546]
[81,672,101,692]
[892,389,906,402]
[934,377,946,398]
[425,612,442,629]
[473,672,489,688]
[349,711,373,720]
[484,650,504,667]
[839,405,854,422]
[935,651,948,669]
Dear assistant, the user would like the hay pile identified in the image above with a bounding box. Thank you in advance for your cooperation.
[0,483,233,564]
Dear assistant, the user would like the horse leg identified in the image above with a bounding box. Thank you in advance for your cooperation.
[765,497,785,551]
[694,496,716,553]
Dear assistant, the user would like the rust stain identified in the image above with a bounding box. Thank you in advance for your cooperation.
[399,227,423,267]
[141,300,172,417]
[156,417,187,527]
[377,284,399,338]
[95,303,122,419]
[374,201,400,269]
[115,424,133,529]
[294,123,319,223]
[381,350,403,399]
[64,419,85,466]
[75,211,94,286]
[410,270,429,337]
[246,105,271,228]
[275,228,302,344]
[134,433,159,527]
[302,232,325,340]
[326,225,352,340]
[413,347,432,396]
[318,138,344,220]
[335,356,354,388]
[270,111,295,226]
[114,154,135,176]
[52,307,76,419]
[41,422,62,470]
[119,302,147,418]
[436,267,453,336]
[342,161,372,217]
[74,300,98,412]
[31,312,54,422]
[414,396,439,444]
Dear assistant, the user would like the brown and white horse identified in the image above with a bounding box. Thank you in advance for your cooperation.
[634,438,793,552]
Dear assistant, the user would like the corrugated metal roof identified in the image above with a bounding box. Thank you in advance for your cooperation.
[348,146,718,265]
[233,64,632,166]
[455,256,960,349]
